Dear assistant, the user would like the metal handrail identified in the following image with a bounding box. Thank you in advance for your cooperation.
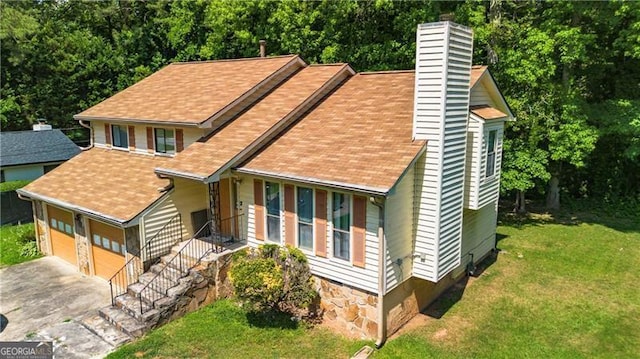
[136,214,244,314]
[108,213,183,306]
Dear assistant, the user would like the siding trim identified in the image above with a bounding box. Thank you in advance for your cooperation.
[105,123,111,146]
[314,189,327,257]
[253,179,265,240]
[352,195,367,268]
[128,125,136,150]
[146,127,154,153]
[284,184,295,246]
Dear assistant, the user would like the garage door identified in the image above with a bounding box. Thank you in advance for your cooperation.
[89,219,125,280]
[47,205,77,266]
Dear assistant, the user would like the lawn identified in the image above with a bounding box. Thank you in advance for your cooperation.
[0,223,41,267]
[109,209,640,358]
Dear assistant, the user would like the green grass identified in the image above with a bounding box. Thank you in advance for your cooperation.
[107,299,369,359]
[109,209,640,358]
[0,223,41,266]
[0,180,31,192]
[376,210,640,359]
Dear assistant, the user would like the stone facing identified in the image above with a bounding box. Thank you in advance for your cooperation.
[315,276,378,339]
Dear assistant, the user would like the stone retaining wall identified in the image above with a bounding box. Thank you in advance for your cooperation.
[315,276,378,339]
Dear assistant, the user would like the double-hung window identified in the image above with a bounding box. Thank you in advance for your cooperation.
[154,128,175,154]
[485,130,497,178]
[111,125,128,148]
[265,182,281,242]
[297,187,313,250]
[332,192,350,260]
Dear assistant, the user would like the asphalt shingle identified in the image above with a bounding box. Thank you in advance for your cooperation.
[0,129,80,167]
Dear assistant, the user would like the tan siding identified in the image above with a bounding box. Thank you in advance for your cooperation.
[171,178,208,236]
[239,174,379,293]
[385,165,415,291]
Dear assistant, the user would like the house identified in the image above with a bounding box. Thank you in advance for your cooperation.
[0,123,80,183]
[18,21,513,343]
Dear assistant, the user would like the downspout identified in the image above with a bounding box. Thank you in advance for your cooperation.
[78,119,94,150]
[370,196,386,348]
[156,173,175,192]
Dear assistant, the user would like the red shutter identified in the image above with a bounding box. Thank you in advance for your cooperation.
[352,195,367,268]
[128,126,135,149]
[146,127,154,153]
[254,179,265,241]
[176,129,184,152]
[105,123,111,145]
[284,184,295,247]
[314,189,327,257]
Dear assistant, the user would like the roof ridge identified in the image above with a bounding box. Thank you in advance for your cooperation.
[359,70,414,75]
[171,54,298,65]
[307,63,347,67]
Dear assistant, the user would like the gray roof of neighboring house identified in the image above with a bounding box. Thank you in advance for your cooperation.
[0,129,81,167]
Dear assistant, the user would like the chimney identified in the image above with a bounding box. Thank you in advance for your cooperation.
[411,21,474,282]
[33,118,52,131]
[259,40,266,58]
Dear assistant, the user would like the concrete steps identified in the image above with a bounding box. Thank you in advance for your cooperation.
[81,314,132,346]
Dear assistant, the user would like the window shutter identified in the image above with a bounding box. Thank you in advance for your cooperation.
[284,184,295,247]
[146,127,154,153]
[105,123,111,145]
[352,195,367,268]
[128,126,136,149]
[314,189,327,257]
[176,129,184,152]
[254,179,265,241]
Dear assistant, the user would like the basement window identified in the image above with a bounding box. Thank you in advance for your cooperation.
[111,124,128,148]
[154,128,175,154]
[485,129,498,178]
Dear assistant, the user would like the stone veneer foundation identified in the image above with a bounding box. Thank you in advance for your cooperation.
[315,276,378,339]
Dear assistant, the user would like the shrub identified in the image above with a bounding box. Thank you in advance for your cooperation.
[229,245,317,315]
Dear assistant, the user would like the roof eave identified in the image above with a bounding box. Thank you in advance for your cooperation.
[233,168,389,196]
[72,115,201,128]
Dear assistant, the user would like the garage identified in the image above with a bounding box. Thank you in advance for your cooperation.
[89,219,126,280]
[47,205,77,266]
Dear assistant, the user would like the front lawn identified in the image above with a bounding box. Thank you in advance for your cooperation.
[107,299,369,359]
[0,223,41,267]
[109,209,640,358]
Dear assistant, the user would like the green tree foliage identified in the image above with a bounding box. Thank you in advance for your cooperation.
[229,244,317,315]
[1,0,638,206]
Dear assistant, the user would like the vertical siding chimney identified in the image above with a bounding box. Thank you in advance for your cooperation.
[259,40,266,58]
[412,22,474,282]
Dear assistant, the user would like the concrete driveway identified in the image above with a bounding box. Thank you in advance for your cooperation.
[0,257,114,357]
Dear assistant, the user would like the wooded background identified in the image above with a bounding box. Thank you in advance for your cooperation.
[2,0,639,211]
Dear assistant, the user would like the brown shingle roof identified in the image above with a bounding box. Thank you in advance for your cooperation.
[470,105,507,120]
[238,71,426,194]
[19,149,171,223]
[76,55,300,125]
[470,65,487,88]
[156,64,351,180]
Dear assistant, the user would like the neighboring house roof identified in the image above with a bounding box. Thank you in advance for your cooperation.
[470,65,487,88]
[18,148,171,224]
[237,71,426,195]
[470,105,508,120]
[155,64,352,181]
[75,55,301,126]
[0,129,80,168]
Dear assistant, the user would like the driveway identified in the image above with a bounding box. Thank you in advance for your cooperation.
[0,256,114,357]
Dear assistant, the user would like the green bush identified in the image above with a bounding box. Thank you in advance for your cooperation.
[0,180,31,192]
[229,245,317,315]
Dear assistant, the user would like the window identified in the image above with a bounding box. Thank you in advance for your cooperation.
[111,125,128,148]
[64,223,73,234]
[93,234,101,245]
[332,192,350,260]
[111,241,120,253]
[50,218,57,229]
[265,182,280,242]
[102,237,110,248]
[92,233,125,255]
[297,187,313,250]
[154,128,175,154]
[485,129,498,178]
